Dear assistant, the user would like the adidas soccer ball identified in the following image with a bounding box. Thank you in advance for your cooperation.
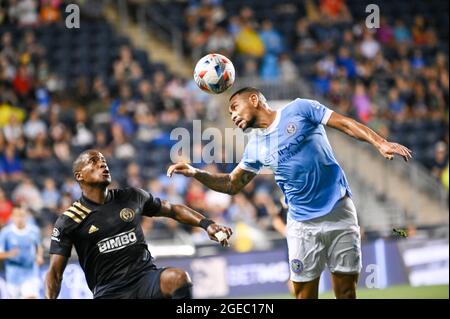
[193,53,235,94]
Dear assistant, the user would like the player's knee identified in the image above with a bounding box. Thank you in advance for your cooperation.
[162,268,191,291]
[172,269,191,288]
[335,287,356,299]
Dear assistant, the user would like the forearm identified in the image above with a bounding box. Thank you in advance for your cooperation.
[45,269,63,299]
[194,170,234,194]
[0,252,11,260]
[338,118,386,148]
[169,204,208,227]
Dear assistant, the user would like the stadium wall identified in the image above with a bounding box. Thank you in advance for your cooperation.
[0,237,447,299]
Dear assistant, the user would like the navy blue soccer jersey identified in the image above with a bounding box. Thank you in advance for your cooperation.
[50,187,162,297]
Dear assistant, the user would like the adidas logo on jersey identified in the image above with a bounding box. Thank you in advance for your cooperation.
[97,229,137,253]
[88,225,99,234]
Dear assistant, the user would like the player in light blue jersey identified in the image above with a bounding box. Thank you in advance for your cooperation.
[167,87,412,299]
[0,207,44,298]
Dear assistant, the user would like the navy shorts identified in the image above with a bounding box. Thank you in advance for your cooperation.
[94,267,167,299]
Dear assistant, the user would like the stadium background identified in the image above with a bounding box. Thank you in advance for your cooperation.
[0,0,448,298]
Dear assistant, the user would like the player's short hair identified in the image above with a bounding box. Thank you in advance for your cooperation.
[229,87,261,101]
[72,149,98,175]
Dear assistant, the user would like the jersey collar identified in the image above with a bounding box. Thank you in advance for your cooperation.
[80,190,112,209]
[262,108,281,135]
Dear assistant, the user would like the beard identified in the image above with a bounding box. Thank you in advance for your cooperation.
[242,115,257,131]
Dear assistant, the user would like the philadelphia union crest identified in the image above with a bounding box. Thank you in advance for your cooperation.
[120,208,135,222]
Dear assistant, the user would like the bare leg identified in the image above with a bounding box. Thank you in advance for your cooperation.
[331,272,358,299]
[159,267,192,299]
[292,276,321,299]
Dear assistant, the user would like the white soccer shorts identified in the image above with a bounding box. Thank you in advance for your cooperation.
[286,196,362,282]
[7,277,41,299]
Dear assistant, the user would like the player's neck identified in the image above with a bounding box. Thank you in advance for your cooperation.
[257,107,277,129]
[81,187,109,205]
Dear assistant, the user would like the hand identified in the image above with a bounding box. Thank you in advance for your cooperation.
[8,248,19,258]
[36,255,44,266]
[378,140,412,162]
[206,224,233,247]
[167,162,197,178]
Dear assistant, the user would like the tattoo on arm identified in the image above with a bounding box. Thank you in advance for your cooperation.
[193,168,256,195]
[195,170,234,194]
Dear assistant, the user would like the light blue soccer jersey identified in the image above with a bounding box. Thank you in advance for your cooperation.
[0,224,41,284]
[239,98,352,221]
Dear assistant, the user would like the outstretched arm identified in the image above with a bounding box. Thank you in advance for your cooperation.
[45,254,69,299]
[167,164,256,195]
[153,200,233,246]
[326,112,412,161]
[0,248,19,260]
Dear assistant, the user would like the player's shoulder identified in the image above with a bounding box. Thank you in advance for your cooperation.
[276,98,304,116]
[288,98,320,109]
[27,223,40,234]
[0,224,13,235]
[57,200,94,227]
[286,98,328,116]
[113,187,151,203]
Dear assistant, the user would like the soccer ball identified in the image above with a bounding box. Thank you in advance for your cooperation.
[193,53,235,94]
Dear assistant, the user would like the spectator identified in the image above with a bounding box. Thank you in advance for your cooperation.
[17,0,39,26]
[279,54,299,84]
[260,54,279,81]
[206,26,235,57]
[3,113,23,143]
[0,188,13,227]
[352,83,372,124]
[431,142,448,180]
[336,47,356,79]
[23,110,46,140]
[259,20,283,56]
[41,177,59,210]
[26,132,52,160]
[394,19,412,44]
[39,0,62,24]
[229,193,257,225]
[360,31,380,60]
[61,178,81,200]
[12,178,43,213]
[376,17,394,45]
[235,21,265,58]
[126,162,142,189]
[0,144,24,181]
[71,107,94,149]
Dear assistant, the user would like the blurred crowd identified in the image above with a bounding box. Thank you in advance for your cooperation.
[0,1,288,255]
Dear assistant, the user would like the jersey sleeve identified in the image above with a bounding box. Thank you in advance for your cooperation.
[238,137,263,174]
[0,229,6,253]
[133,187,162,217]
[31,225,41,246]
[296,98,333,125]
[49,216,74,257]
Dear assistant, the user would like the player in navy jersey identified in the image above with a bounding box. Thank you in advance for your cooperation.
[168,87,411,299]
[45,150,232,299]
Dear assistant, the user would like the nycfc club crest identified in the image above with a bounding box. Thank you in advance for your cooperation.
[120,208,135,222]
[286,123,297,134]
[291,259,304,274]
